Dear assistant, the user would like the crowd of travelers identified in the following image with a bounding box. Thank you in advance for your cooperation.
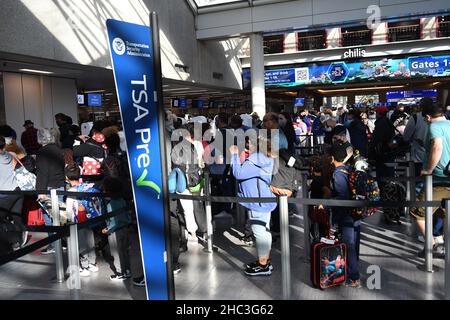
[1,98,450,291]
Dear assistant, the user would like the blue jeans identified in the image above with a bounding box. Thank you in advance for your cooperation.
[249,211,272,259]
[338,214,361,281]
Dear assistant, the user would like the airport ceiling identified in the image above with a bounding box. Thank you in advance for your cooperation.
[0,51,244,100]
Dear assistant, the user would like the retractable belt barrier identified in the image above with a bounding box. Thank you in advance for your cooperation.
[0,206,132,266]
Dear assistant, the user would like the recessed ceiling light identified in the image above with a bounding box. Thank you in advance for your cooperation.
[19,68,53,75]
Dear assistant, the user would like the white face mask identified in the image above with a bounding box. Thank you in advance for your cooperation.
[4,137,12,145]
[324,127,332,132]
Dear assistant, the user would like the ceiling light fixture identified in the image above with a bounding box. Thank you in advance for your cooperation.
[19,68,53,75]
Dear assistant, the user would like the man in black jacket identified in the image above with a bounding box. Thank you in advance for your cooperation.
[369,106,395,186]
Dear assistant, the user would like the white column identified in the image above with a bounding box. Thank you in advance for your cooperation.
[372,22,388,45]
[326,28,340,48]
[250,33,266,118]
[284,32,297,53]
[422,17,437,40]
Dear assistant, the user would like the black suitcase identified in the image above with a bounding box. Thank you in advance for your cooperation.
[311,239,348,289]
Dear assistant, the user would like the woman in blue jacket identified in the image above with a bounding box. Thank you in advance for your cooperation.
[230,135,277,276]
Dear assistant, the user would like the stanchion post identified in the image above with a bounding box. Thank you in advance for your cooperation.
[67,223,81,299]
[425,175,434,273]
[279,195,291,300]
[204,172,214,253]
[301,173,310,261]
[50,189,64,283]
[444,199,450,300]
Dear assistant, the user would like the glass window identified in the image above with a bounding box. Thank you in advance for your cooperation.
[263,35,284,54]
[388,19,421,42]
[297,30,327,51]
[341,26,372,47]
[437,15,450,38]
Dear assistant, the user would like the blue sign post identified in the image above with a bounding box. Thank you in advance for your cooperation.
[107,14,174,300]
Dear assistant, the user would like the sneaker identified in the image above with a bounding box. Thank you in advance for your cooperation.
[41,246,55,255]
[122,270,132,279]
[434,236,445,245]
[244,263,272,276]
[245,260,274,271]
[241,236,254,246]
[80,268,91,277]
[110,273,126,281]
[132,276,146,287]
[173,263,182,275]
[87,264,99,273]
[21,231,30,248]
[345,279,362,289]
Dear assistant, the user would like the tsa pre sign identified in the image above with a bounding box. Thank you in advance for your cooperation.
[107,19,170,300]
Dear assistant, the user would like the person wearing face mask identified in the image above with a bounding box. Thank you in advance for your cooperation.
[410,102,450,259]
[322,115,351,146]
[345,110,368,158]
[367,109,377,133]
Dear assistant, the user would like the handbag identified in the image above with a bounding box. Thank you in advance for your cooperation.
[13,155,36,191]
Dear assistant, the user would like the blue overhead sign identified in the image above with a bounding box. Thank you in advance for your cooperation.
[107,19,170,300]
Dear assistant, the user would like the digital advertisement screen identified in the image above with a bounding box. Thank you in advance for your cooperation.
[192,100,204,108]
[242,54,450,89]
[88,93,103,107]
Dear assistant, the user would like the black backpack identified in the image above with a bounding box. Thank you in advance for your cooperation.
[270,149,303,196]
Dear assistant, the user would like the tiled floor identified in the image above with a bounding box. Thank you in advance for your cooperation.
[0,229,147,300]
[174,212,446,300]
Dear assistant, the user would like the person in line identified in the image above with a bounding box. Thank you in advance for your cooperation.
[0,136,24,254]
[411,103,450,258]
[230,135,277,276]
[21,120,41,155]
[36,128,66,255]
[101,177,132,281]
[65,164,104,276]
[345,110,368,158]
[330,142,362,288]
[369,106,395,186]
[278,112,297,153]
[262,112,288,151]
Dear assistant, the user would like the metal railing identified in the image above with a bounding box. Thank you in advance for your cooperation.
[0,189,130,300]
[170,168,450,300]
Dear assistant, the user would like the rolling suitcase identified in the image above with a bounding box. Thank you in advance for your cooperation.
[311,238,347,289]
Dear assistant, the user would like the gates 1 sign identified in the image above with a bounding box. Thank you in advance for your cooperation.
[107,19,171,300]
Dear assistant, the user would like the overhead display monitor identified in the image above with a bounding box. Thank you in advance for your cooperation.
[386,89,438,101]
[243,53,450,89]
[88,93,103,107]
[295,98,305,107]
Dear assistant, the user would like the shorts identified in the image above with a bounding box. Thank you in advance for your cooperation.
[410,186,450,221]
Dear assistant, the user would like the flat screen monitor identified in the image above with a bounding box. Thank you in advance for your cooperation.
[88,93,103,107]
[295,98,305,107]
[192,100,204,108]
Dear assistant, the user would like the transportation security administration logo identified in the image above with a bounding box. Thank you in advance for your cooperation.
[113,38,126,56]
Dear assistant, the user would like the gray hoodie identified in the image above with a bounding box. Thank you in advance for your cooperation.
[0,151,18,191]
